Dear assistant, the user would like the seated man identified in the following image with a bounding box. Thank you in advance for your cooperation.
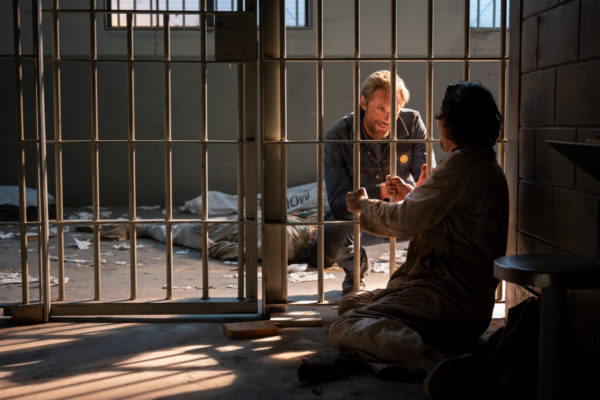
[326,82,508,399]
[305,70,433,295]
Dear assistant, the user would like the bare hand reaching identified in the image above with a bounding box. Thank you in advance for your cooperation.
[346,188,369,214]
[416,164,435,187]
[384,176,414,201]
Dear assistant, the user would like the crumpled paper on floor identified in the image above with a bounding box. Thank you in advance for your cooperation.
[372,249,408,274]
[0,271,68,286]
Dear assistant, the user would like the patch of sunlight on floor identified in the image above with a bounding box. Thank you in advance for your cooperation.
[0,345,237,400]
[270,350,315,360]
[493,302,505,319]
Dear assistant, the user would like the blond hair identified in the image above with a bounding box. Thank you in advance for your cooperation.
[361,70,410,107]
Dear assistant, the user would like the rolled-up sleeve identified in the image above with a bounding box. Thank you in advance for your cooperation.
[359,161,460,238]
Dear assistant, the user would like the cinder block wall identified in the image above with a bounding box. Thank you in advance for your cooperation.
[514,0,600,383]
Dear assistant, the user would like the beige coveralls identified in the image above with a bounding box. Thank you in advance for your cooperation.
[329,145,509,373]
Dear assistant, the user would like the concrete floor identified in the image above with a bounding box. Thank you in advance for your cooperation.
[0,218,505,400]
[0,307,437,400]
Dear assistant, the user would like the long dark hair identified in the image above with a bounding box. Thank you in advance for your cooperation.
[435,82,502,148]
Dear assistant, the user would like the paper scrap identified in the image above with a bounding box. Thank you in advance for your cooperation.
[288,271,335,283]
[287,263,308,273]
[0,271,68,286]
[0,231,15,239]
[162,284,193,290]
[175,249,189,255]
[67,211,93,220]
[376,250,407,262]
[138,205,162,210]
[115,261,128,265]
[72,237,91,250]
[224,260,238,265]
[113,243,144,250]
[372,261,390,274]
[195,284,216,289]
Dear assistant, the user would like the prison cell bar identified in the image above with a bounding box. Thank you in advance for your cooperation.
[498,0,508,169]
[237,61,246,300]
[163,13,175,300]
[33,0,51,321]
[90,0,102,301]
[33,0,44,305]
[3,3,261,317]
[280,0,289,303]
[463,0,471,81]
[316,0,325,303]
[496,0,508,302]
[277,2,288,300]
[51,0,66,302]
[389,0,398,276]
[261,0,287,306]
[201,0,210,301]
[244,0,259,302]
[127,13,139,300]
[236,0,245,300]
[37,56,509,64]
[13,0,30,305]
[426,0,434,179]
[352,0,361,294]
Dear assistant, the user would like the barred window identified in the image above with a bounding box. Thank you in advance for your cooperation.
[108,0,309,28]
[470,0,509,29]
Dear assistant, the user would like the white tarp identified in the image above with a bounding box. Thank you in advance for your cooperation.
[0,186,55,207]
[139,214,313,261]
[181,182,329,217]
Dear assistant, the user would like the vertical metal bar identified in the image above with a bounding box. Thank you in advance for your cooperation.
[244,0,258,303]
[279,0,288,301]
[33,0,51,321]
[463,0,470,81]
[201,0,210,300]
[164,13,174,300]
[237,62,245,300]
[235,0,245,301]
[477,0,481,27]
[426,0,434,176]
[52,0,65,302]
[32,0,43,303]
[389,0,397,275]
[316,0,324,302]
[127,13,138,300]
[352,0,361,293]
[13,0,29,305]
[90,0,102,301]
[496,0,508,303]
[262,0,287,305]
[244,62,258,301]
[498,0,507,168]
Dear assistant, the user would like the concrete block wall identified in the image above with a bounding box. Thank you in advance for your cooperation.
[515,0,600,383]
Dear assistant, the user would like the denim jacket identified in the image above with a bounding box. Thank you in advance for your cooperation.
[324,108,432,220]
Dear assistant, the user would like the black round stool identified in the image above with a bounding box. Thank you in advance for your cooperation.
[494,254,600,400]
